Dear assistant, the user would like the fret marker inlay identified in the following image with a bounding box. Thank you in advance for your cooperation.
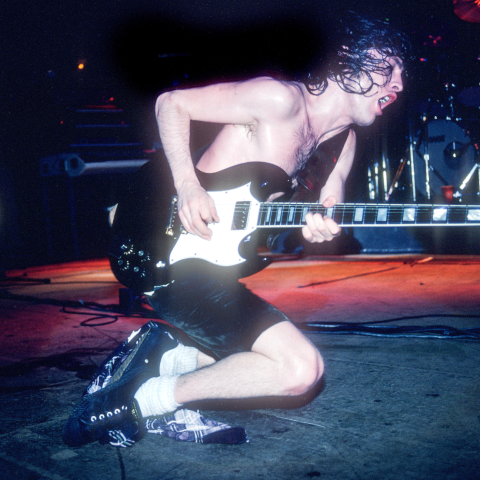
[354,207,364,222]
[288,206,295,222]
[266,206,272,223]
[403,208,415,222]
[467,208,480,221]
[302,207,309,221]
[433,207,447,222]
[377,207,388,222]
[275,206,283,222]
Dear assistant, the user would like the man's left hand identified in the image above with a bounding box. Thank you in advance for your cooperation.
[302,196,341,243]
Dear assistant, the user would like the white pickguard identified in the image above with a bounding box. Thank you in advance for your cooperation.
[169,182,261,267]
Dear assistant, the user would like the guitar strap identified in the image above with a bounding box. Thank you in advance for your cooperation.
[291,128,350,202]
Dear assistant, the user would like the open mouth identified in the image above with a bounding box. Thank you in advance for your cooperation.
[378,93,397,110]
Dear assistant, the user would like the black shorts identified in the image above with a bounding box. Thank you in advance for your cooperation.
[147,271,290,360]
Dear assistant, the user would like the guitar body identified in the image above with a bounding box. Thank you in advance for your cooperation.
[109,158,292,292]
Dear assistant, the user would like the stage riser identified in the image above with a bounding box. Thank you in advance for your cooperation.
[351,226,480,254]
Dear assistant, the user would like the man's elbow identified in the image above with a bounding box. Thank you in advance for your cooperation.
[155,91,187,121]
[155,91,174,118]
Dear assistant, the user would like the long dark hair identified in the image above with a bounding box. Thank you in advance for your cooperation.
[304,13,412,96]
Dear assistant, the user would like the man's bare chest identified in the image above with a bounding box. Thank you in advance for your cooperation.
[197,121,320,177]
[241,121,318,172]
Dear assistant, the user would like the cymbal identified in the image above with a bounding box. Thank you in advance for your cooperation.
[454,0,480,23]
[458,87,480,107]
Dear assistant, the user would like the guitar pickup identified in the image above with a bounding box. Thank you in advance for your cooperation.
[232,201,251,230]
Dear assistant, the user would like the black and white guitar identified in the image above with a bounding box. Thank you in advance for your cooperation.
[110,160,480,292]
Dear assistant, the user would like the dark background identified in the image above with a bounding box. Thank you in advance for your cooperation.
[1,0,479,267]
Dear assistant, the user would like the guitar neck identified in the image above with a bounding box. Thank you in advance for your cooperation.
[256,202,480,227]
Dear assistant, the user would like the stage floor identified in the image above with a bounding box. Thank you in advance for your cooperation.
[1,255,479,479]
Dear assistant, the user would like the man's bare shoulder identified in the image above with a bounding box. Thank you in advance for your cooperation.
[241,76,306,119]
[156,76,307,127]
[244,76,303,94]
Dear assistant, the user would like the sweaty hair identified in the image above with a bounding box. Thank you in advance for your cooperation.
[304,13,412,96]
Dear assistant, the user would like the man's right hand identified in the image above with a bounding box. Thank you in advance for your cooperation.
[176,182,220,240]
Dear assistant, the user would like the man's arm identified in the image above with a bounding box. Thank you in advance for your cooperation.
[155,78,299,240]
[302,128,356,243]
[155,89,216,240]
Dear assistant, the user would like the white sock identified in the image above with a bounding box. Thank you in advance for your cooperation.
[160,344,198,376]
[134,375,181,418]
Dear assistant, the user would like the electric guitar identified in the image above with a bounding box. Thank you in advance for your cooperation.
[109,160,480,292]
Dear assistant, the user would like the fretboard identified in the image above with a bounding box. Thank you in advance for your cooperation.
[256,203,480,227]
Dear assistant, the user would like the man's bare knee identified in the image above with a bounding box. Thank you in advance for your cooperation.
[280,345,324,396]
[252,321,324,396]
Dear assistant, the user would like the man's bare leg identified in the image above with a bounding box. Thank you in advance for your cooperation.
[174,321,324,404]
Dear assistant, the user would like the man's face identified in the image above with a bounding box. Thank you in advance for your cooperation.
[350,52,404,127]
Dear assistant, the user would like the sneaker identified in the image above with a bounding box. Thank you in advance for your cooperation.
[62,321,178,447]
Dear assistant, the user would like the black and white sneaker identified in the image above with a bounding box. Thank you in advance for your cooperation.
[62,321,178,447]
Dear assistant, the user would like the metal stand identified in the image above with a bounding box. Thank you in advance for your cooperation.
[454,163,480,200]
[408,117,417,202]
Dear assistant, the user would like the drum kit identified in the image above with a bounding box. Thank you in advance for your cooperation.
[408,95,479,203]
[390,2,480,204]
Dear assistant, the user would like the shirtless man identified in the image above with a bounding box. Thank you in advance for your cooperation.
[63,15,410,447]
